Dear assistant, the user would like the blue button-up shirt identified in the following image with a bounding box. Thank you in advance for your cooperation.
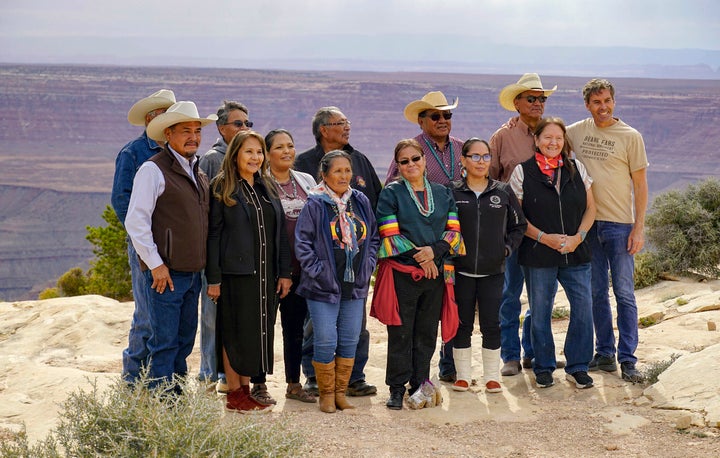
[111,130,164,225]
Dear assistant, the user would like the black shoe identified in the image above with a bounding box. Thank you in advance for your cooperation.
[386,388,404,410]
[620,362,645,383]
[565,371,594,389]
[588,353,618,372]
[303,376,319,396]
[535,372,554,388]
[347,379,377,396]
[438,372,457,383]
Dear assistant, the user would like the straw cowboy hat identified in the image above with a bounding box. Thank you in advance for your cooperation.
[146,101,218,141]
[403,91,459,123]
[127,89,177,126]
[498,73,557,112]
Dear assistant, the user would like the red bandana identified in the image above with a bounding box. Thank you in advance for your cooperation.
[535,151,563,178]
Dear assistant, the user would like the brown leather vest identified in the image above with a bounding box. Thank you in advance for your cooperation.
[142,147,209,272]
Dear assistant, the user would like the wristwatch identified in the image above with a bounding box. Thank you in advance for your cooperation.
[579,230,587,242]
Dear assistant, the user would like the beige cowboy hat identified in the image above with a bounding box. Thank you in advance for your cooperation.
[498,73,557,112]
[127,89,177,126]
[146,101,218,141]
[403,91,459,123]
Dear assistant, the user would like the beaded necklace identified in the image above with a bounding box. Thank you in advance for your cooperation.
[270,171,298,199]
[402,176,434,217]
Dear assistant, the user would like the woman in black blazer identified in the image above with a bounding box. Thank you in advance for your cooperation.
[206,130,292,413]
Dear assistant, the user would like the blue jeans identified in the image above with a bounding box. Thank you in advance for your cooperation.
[499,249,533,362]
[143,269,201,388]
[301,303,371,383]
[198,271,220,382]
[306,298,364,364]
[523,263,593,375]
[589,222,639,364]
[122,240,151,383]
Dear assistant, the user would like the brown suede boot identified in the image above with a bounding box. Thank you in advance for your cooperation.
[312,360,336,413]
[334,357,355,410]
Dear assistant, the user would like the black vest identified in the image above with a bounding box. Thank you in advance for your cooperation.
[518,157,590,267]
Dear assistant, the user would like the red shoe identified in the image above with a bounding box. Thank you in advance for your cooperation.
[226,388,273,414]
[452,379,470,392]
[485,380,503,393]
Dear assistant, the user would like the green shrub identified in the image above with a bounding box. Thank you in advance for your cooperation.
[634,251,662,289]
[551,307,570,320]
[83,205,132,300]
[0,375,304,457]
[643,353,681,385]
[639,316,657,328]
[646,178,720,279]
[38,288,61,300]
[57,267,87,297]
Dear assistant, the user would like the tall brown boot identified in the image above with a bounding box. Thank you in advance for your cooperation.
[312,360,336,413]
[334,357,355,410]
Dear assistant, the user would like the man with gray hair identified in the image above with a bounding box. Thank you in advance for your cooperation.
[294,106,382,397]
[197,100,253,393]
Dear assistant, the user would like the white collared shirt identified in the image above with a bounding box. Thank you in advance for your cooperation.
[125,147,199,270]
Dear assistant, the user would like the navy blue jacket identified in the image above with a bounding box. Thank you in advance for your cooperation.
[294,189,379,303]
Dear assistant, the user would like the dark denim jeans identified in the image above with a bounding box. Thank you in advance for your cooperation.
[143,269,201,388]
[589,222,639,364]
[499,249,533,362]
[522,263,593,375]
[122,240,151,383]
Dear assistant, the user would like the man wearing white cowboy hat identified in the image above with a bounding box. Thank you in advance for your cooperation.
[487,73,564,377]
[112,88,176,385]
[385,91,464,186]
[125,101,217,390]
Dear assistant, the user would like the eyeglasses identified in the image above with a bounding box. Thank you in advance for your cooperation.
[397,155,423,166]
[225,120,254,128]
[421,111,452,121]
[518,95,547,104]
[324,120,351,127]
[464,153,492,163]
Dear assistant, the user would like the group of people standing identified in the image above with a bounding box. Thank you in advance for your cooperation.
[112,71,648,414]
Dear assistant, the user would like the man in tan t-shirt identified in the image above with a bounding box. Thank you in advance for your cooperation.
[566,78,649,384]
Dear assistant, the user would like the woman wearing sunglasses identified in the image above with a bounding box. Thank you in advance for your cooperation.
[372,138,465,410]
[450,138,526,394]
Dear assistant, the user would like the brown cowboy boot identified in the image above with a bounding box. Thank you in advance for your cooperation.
[334,357,356,410]
[312,360,336,413]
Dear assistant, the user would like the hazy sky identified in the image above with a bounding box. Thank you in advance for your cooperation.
[2,0,718,50]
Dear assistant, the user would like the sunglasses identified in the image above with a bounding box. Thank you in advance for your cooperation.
[421,111,453,121]
[324,120,351,127]
[397,155,423,166]
[518,95,547,104]
[225,120,254,128]
[464,153,492,163]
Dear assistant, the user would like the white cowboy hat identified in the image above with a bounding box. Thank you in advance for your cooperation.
[146,101,218,141]
[498,73,557,112]
[127,89,176,126]
[403,91,459,123]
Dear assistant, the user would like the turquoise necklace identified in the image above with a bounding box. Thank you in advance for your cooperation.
[403,176,434,217]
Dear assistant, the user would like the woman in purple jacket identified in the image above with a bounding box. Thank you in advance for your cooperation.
[294,150,379,413]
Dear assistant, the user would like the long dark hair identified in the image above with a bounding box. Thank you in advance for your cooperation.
[212,130,274,206]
